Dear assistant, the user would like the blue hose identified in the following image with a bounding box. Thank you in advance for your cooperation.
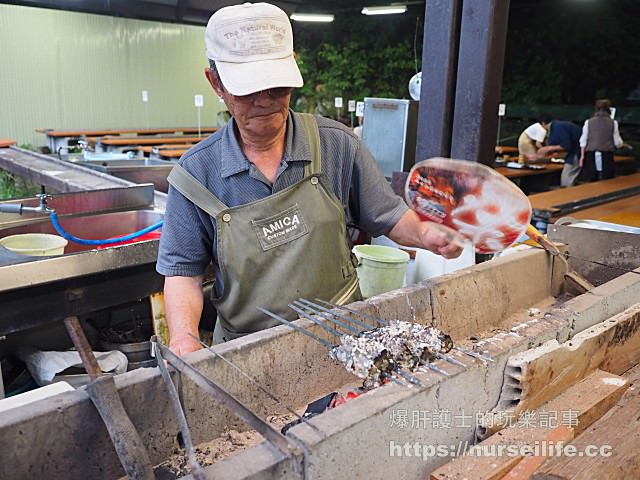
[49,210,163,246]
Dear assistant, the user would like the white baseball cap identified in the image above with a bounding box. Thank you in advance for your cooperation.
[205,2,304,96]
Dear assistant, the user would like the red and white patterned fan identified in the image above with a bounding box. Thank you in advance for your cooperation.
[405,158,532,254]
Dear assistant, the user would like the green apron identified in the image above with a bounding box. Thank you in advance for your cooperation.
[167,113,361,342]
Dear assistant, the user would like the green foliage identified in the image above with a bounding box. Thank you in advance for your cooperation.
[0,169,40,200]
[292,16,422,117]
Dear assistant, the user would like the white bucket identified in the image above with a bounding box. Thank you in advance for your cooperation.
[0,233,68,256]
[352,244,410,299]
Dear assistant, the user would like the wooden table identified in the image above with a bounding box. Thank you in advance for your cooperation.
[89,136,205,153]
[495,162,564,194]
[495,145,518,155]
[139,145,192,159]
[529,172,640,225]
[0,139,16,148]
[37,127,217,152]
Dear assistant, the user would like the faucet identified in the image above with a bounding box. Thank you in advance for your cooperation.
[0,186,54,215]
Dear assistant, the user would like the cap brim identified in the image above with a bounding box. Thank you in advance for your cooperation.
[215,55,303,96]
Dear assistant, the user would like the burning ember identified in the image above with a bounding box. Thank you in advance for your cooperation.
[329,320,453,388]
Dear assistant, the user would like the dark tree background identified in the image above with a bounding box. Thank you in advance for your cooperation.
[291,0,640,122]
[503,0,640,106]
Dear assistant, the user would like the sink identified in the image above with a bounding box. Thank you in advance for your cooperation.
[73,159,174,192]
[0,210,163,254]
[83,151,136,161]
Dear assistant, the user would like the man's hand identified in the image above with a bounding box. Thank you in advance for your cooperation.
[169,333,203,356]
[388,210,465,259]
[418,221,465,259]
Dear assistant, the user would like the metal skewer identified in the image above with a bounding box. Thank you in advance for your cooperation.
[155,341,301,462]
[298,298,375,330]
[312,298,390,326]
[292,300,363,336]
[257,306,334,349]
[393,368,423,386]
[287,303,346,338]
[381,371,407,387]
[152,336,206,480]
[310,299,493,364]
[420,362,451,376]
[454,348,493,363]
[188,334,323,435]
[437,353,468,368]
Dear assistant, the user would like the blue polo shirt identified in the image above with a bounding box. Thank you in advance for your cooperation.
[156,111,407,281]
[548,121,582,164]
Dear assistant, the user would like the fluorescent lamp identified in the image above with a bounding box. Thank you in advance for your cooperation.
[290,13,335,22]
[361,5,408,15]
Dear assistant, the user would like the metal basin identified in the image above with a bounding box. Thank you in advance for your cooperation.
[0,210,163,254]
[74,159,174,193]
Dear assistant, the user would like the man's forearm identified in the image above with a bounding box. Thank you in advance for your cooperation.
[164,275,205,353]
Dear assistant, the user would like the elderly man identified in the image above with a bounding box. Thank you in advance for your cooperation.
[156,2,464,355]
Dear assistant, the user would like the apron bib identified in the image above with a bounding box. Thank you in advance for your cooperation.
[168,113,361,342]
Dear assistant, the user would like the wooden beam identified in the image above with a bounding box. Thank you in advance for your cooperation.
[481,303,640,436]
[430,369,628,480]
[533,370,640,479]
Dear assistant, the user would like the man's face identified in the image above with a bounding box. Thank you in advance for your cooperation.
[206,68,291,138]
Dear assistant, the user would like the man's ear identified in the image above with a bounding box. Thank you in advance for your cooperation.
[204,68,224,97]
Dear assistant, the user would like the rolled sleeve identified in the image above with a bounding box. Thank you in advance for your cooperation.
[156,183,214,277]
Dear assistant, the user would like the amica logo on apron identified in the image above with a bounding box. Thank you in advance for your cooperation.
[251,203,309,250]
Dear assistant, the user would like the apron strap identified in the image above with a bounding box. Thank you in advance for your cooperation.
[167,164,228,217]
[297,113,321,176]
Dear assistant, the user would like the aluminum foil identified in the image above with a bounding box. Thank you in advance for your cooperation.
[329,320,453,388]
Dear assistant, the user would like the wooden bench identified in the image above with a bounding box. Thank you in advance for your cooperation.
[36,127,217,152]
[529,172,640,226]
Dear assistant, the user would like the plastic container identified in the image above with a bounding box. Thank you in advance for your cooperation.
[0,233,68,256]
[352,244,410,299]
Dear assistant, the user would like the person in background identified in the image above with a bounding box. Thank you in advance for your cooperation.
[156,2,464,355]
[579,98,630,181]
[353,115,364,140]
[537,114,583,187]
[517,116,549,162]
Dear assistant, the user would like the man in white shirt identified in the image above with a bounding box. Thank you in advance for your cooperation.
[517,115,551,162]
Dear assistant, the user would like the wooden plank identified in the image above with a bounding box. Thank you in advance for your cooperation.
[96,135,205,146]
[558,196,640,225]
[0,139,16,148]
[481,303,640,436]
[533,372,640,479]
[528,173,640,211]
[430,426,573,480]
[432,369,627,480]
[501,426,574,480]
[38,127,218,137]
[540,369,628,436]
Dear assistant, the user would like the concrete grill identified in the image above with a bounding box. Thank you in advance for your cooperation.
[1,223,639,479]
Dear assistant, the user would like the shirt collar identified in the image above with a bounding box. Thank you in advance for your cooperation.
[219,112,311,178]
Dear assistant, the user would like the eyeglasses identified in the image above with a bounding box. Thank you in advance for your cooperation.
[228,87,293,103]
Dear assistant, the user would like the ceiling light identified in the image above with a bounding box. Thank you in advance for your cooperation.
[361,5,408,15]
[290,13,335,22]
